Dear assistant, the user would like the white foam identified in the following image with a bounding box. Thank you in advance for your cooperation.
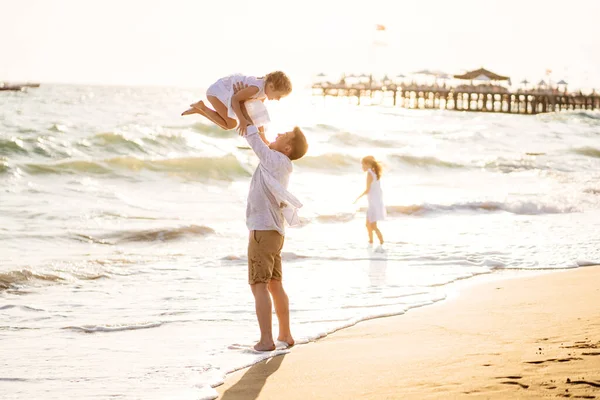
[385,200,577,216]
[64,321,162,333]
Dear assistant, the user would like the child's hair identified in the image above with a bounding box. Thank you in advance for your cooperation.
[265,71,292,95]
[289,126,308,161]
[362,156,382,180]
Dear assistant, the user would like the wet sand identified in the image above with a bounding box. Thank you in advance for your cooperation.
[217,266,600,399]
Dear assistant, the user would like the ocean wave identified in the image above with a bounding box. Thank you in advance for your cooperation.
[0,268,110,292]
[0,159,9,174]
[314,123,339,131]
[383,200,576,216]
[572,110,600,120]
[220,252,314,263]
[20,154,252,179]
[0,269,64,291]
[0,304,45,312]
[88,132,190,154]
[191,122,238,137]
[281,252,311,260]
[49,123,69,133]
[63,321,162,333]
[316,212,356,223]
[23,160,113,175]
[105,155,251,179]
[110,224,215,243]
[391,154,463,169]
[1,130,192,159]
[89,132,147,153]
[71,233,114,245]
[295,153,360,170]
[0,138,28,156]
[329,132,395,148]
[482,157,552,173]
[572,146,600,159]
[555,110,600,121]
[584,188,600,195]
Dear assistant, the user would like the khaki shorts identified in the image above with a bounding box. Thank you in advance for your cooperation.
[248,230,285,285]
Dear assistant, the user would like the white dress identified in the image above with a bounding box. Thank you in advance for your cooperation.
[366,169,386,223]
[206,74,270,125]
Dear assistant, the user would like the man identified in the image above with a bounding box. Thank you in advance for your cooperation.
[237,89,309,351]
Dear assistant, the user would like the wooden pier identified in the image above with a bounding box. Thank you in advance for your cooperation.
[312,68,599,115]
[312,83,600,115]
[0,82,40,92]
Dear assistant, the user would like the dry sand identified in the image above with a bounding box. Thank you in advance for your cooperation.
[217,267,600,399]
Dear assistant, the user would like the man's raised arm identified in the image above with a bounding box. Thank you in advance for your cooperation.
[244,125,280,170]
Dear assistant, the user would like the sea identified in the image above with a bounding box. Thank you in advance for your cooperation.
[1,84,599,399]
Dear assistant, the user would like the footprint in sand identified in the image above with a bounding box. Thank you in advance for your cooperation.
[525,357,583,364]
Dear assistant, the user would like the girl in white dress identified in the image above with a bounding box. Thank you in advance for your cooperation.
[181,71,292,135]
[354,156,386,247]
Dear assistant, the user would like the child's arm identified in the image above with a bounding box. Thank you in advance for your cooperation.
[231,85,259,135]
[353,173,373,204]
[233,82,269,145]
[240,102,267,144]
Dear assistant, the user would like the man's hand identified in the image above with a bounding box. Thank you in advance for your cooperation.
[237,121,249,136]
[233,82,249,94]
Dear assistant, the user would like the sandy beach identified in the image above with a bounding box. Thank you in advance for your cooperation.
[216,266,600,399]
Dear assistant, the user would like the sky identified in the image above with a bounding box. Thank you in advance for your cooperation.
[1,0,599,89]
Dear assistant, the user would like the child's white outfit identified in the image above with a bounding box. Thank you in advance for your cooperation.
[206,74,270,126]
[366,169,386,223]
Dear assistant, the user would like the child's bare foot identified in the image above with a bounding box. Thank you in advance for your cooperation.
[253,341,276,352]
[181,101,208,116]
[191,100,208,113]
[277,335,295,347]
[181,107,198,116]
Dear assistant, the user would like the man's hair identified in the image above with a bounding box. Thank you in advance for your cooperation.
[289,127,308,161]
[265,71,292,95]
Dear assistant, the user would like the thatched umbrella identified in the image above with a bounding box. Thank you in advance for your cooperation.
[557,80,568,93]
[454,68,510,81]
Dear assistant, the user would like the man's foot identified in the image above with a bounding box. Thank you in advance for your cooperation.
[277,334,295,348]
[253,341,276,352]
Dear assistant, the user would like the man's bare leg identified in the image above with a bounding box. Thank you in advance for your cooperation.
[268,279,294,346]
[250,283,276,351]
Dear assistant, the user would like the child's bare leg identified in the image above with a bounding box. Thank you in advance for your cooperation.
[194,96,238,130]
[193,101,229,130]
[373,222,384,245]
[366,220,374,244]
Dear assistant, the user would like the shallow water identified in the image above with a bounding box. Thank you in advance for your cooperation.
[1,84,599,399]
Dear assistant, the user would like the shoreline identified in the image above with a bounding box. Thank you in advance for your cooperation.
[215,266,600,399]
